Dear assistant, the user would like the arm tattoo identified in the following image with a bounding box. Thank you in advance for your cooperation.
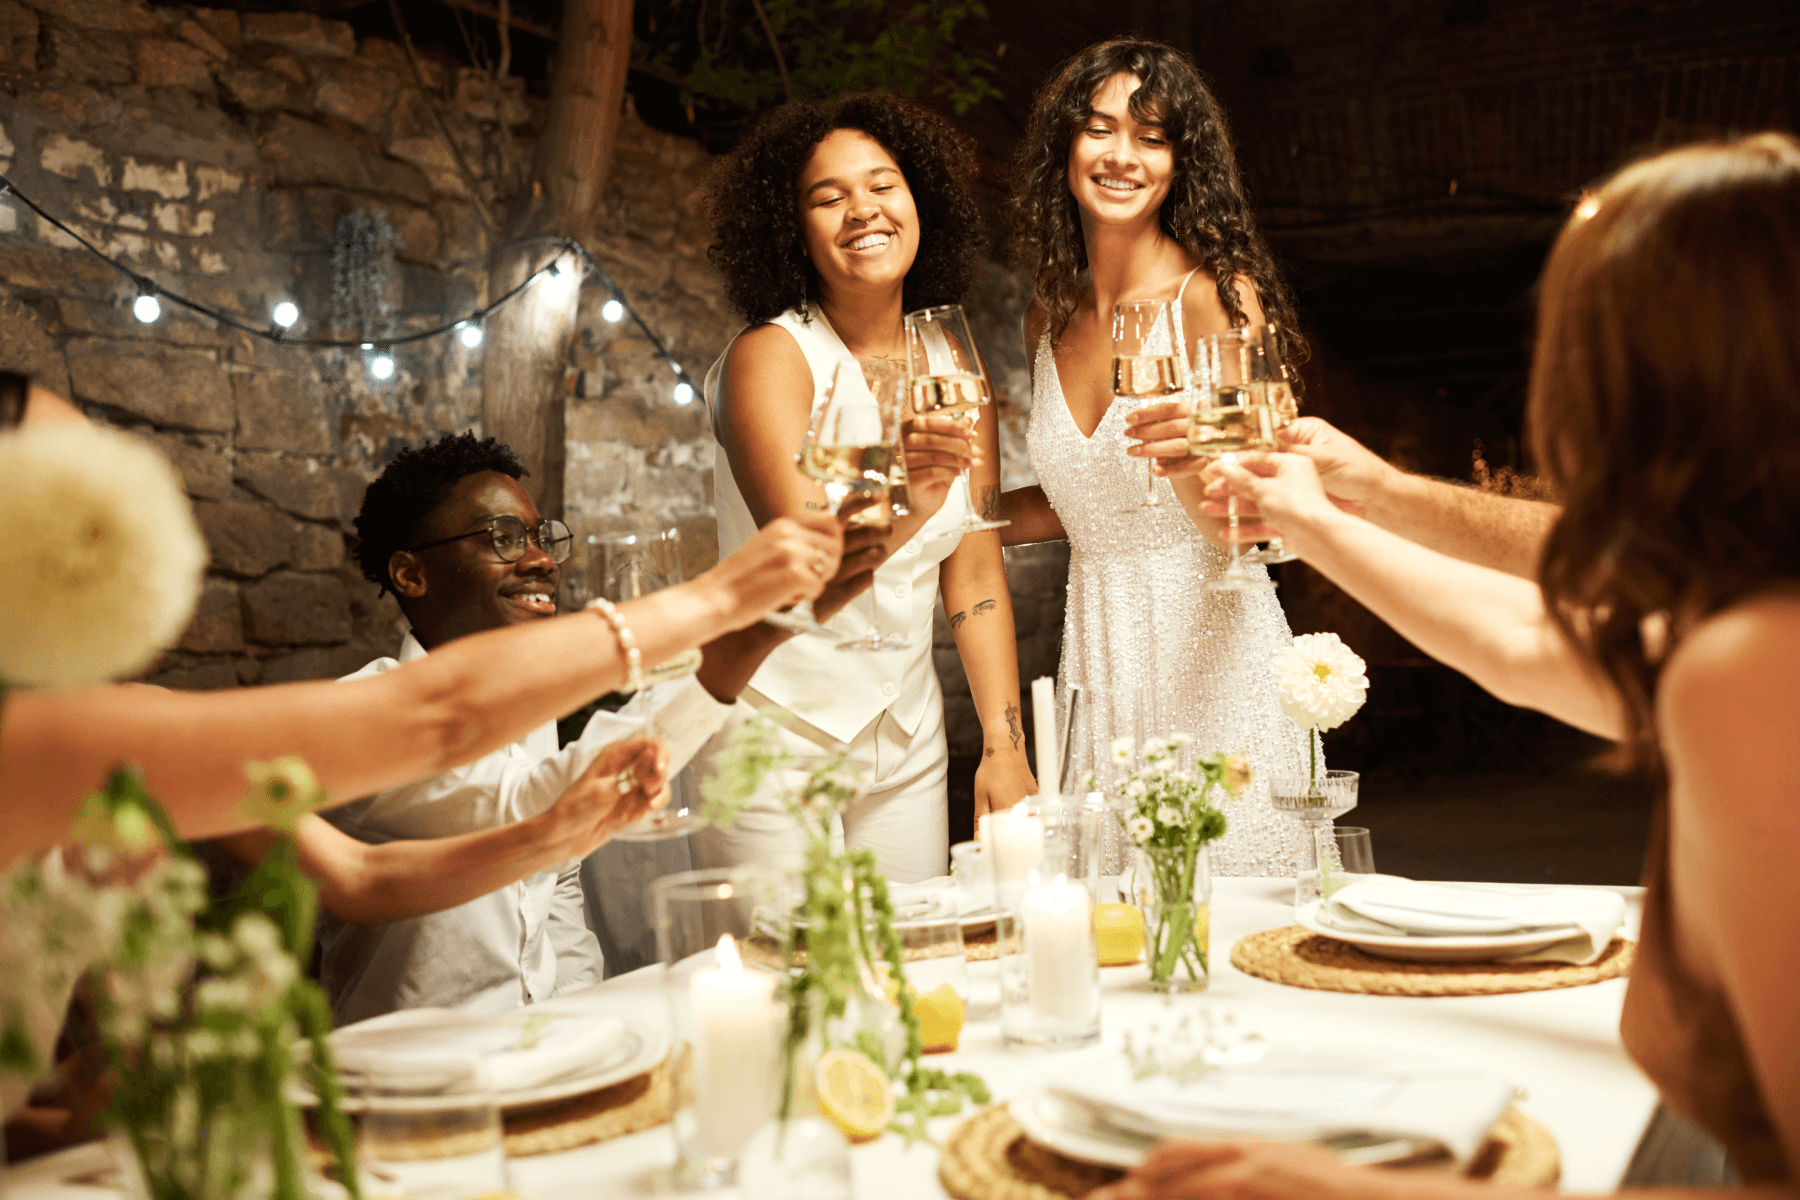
[972,598,996,617]
[1004,702,1022,751]
[804,500,821,510]
[980,486,1000,521]
[950,609,967,629]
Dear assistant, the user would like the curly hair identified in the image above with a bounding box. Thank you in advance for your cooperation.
[354,432,527,595]
[1530,133,1800,775]
[705,91,984,326]
[1011,38,1306,373]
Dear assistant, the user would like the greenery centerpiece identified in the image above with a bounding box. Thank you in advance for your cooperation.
[1114,735,1248,993]
[702,715,987,1144]
[0,762,359,1200]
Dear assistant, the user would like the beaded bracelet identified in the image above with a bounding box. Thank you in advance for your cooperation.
[584,597,644,694]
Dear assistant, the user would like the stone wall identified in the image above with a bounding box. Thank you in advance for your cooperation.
[0,0,1064,755]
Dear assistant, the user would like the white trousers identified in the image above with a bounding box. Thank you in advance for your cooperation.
[692,685,949,884]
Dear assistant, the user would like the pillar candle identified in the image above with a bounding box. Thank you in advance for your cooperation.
[688,934,782,1157]
[1032,676,1059,803]
[1023,873,1098,1024]
[979,801,1043,894]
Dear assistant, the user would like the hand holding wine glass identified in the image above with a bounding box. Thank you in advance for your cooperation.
[1187,327,1278,593]
[1113,298,1189,511]
[904,304,1008,535]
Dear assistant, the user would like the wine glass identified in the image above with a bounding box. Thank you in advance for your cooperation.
[588,527,706,841]
[763,358,895,639]
[1242,325,1299,566]
[834,358,912,654]
[1188,328,1277,593]
[1112,299,1188,512]
[903,304,1008,535]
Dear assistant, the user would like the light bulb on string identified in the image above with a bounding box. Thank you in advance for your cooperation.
[133,289,161,323]
[601,298,624,323]
[458,320,484,348]
[672,376,695,406]
[271,301,299,329]
[369,348,396,381]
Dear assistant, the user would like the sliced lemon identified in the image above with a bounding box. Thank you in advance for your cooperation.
[1194,902,1210,951]
[815,1047,894,1144]
[1095,902,1145,965]
[915,982,965,1053]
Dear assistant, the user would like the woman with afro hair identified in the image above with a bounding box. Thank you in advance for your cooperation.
[1001,39,1311,876]
[696,91,1035,883]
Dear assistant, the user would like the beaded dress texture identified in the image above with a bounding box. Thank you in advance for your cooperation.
[1026,323,1311,877]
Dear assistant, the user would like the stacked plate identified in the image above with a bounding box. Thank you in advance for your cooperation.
[1296,878,1627,964]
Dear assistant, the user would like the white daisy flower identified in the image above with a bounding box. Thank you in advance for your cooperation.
[0,421,205,687]
[1126,778,1147,799]
[237,757,329,835]
[1157,804,1184,826]
[1271,632,1370,732]
[1110,737,1136,765]
[1127,815,1155,844]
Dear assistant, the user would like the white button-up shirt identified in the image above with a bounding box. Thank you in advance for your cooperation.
[318,631,736,1026]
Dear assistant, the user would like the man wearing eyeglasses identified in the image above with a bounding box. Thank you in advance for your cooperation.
[301,431,901,1024]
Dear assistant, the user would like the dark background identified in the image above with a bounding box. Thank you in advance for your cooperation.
[293,0,1799,881]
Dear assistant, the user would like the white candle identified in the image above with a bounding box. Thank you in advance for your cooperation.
[979,801,1043,895]
[1023,873,1099,1024]
[1032,676,1059,803]
[688,934,782,1158]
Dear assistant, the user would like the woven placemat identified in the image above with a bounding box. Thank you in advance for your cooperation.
[1229,926,1633,997]
[964,926,998,962]
[939,1103,1559,1199]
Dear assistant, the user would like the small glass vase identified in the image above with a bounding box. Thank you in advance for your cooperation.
[1124,842,1212,993]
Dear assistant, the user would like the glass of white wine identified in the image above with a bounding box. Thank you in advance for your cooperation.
[1242,324,1300,566]
[1188,328,1277,593]
[834,358,912,654]
[1112,298,1188,512]
[903,304,1008,535]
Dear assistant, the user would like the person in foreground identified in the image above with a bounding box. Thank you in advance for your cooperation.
[701,90,1033,879]
[1097,134,1800,1198]
[217,432,902,1024]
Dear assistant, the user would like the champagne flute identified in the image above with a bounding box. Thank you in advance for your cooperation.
[1189,328,1277,593]
[1112,298,1188,512]
[1242,325,1299,566]
[904,304,1008,535]
[590,526,706,841]
[762,359,892,638]
[833,357,911,654]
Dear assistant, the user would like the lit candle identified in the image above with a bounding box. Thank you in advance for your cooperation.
[1032,676,1060,804]
[1022,873,1099,1024]
[688,934,782,1158]
[979,801,1043,902]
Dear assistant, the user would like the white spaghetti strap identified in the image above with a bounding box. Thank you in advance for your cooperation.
[1171,265,1205,369]
[1172,264,1205,305]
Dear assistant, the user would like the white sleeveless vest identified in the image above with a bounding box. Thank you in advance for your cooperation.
[704,308,969,744]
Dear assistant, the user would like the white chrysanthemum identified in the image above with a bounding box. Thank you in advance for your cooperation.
[0,422,205,687]
[1126,778,1147,799]
[1156,804,1184,827]
[1110,737,1136,765]
[1127,815,1154,844]
[1271,632,1369,732]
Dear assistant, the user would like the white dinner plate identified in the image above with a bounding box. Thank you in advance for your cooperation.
[295,1015,667,1112]
[1012,1088,1155,1169]
[1295,899,1584,962]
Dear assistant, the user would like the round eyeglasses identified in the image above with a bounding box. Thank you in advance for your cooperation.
[406,515,574,564]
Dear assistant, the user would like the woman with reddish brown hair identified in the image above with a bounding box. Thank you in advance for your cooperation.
[1096,134,1800,1198]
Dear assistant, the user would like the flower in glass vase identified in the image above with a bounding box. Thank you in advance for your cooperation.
[1113,737,1245,993]
[1271,632,1368,791]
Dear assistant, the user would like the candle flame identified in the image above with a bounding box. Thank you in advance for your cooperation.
[716,933,742,974]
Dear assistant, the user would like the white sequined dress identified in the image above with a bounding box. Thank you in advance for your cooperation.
[1026,320,1312,877]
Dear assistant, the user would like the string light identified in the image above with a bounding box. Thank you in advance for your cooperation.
[0,173,703,401]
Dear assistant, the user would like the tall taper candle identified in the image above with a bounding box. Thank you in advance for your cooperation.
[1032,676,1059,804]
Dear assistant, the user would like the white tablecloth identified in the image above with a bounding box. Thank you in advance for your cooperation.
[1,878,1657,1199]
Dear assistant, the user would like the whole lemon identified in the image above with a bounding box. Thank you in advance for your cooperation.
[915,982,966,1053]
[1095,903,1145,965]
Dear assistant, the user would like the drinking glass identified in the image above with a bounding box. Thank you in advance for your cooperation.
[1242,325,1300,566]
[768,359,900,641]
[890,895,970,1008]
[1112,299,1188,512]
[346,1054,510,1200]
[833,358,912,654]
[1269,769,1361,906]
[904,304,1008,534]
[654,866,797,1188]
[1188,328,1277,593]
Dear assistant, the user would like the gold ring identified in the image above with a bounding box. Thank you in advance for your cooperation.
[813,549,830,577]
[615,767,636,795]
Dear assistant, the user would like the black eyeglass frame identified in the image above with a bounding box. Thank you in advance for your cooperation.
[405,515,574,564]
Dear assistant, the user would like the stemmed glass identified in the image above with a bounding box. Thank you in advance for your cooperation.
[1242,325,1299,566]
[587,527,706,842]
[1188,328,1277,593]
[903,304,1008,535]
[833,358,912,653]
[1112,299,1188,512]
[1269,770,1361,905]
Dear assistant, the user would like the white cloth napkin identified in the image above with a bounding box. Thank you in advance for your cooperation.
[1322,879,1625,965]
[1049,1044,1515,1165]
[332,1006,626,1095]
[889,877,994,919]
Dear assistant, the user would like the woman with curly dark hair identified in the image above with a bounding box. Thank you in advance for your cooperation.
[696,92,1036,882]
[997,39,1312,877]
